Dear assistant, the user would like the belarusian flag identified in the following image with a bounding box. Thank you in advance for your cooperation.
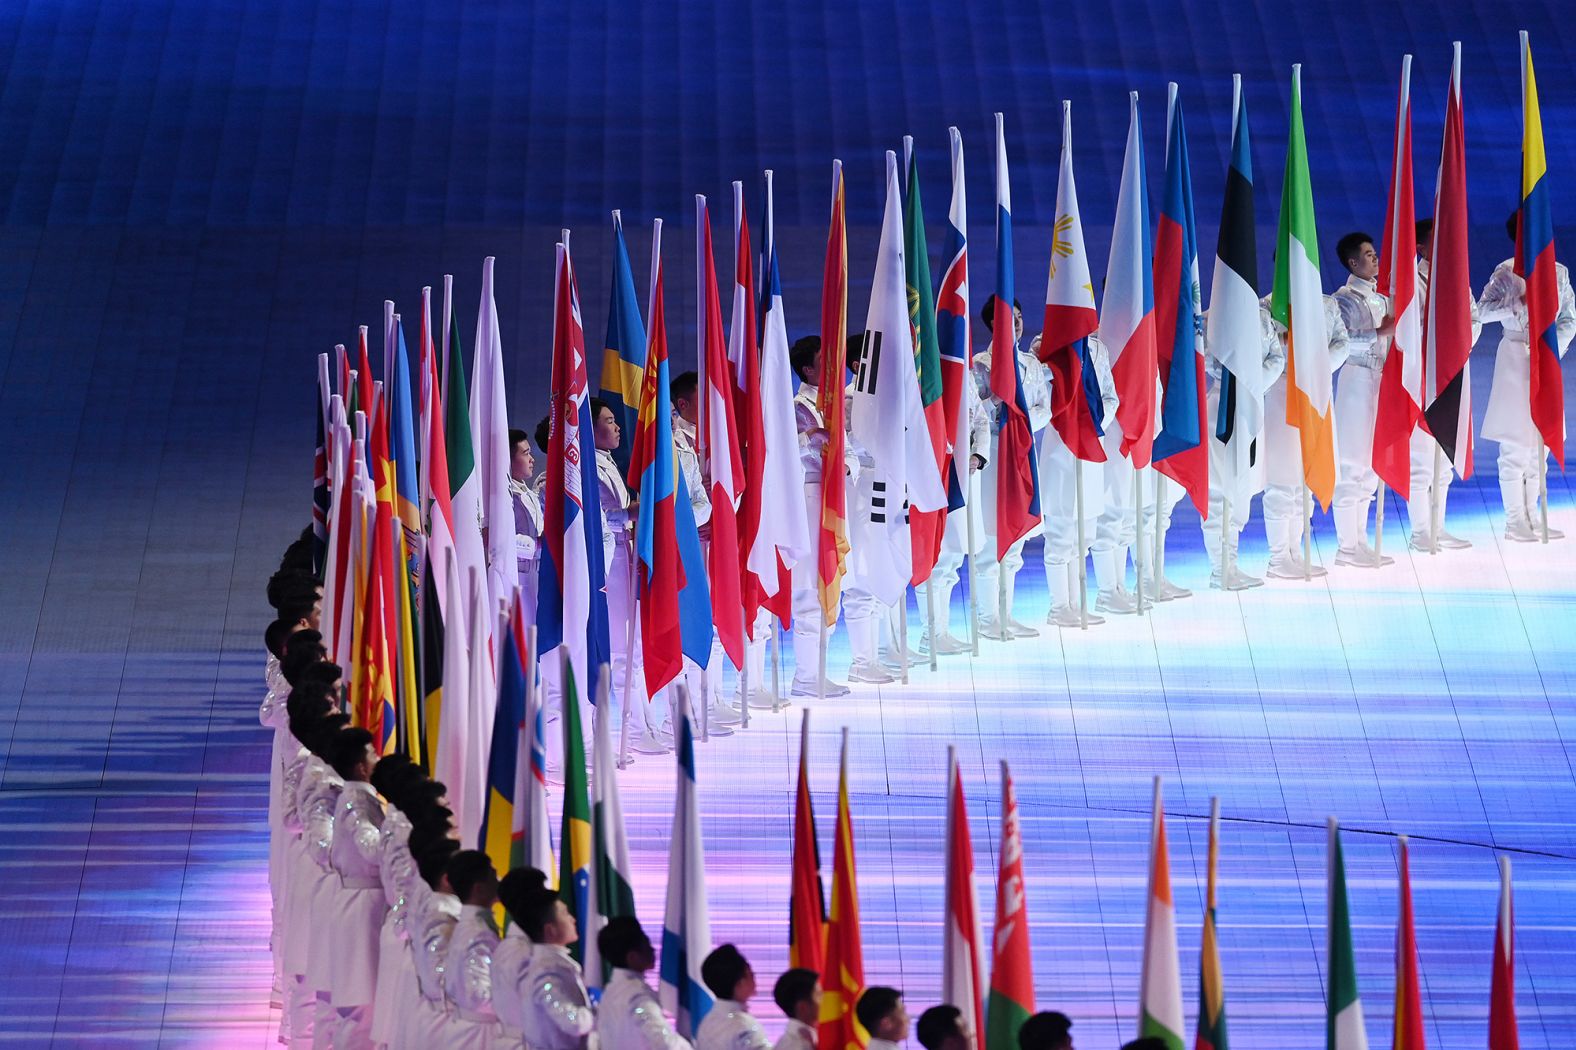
[1195,799,1228,1050]
[905,137,951,585]
[1392,836,1425,1050]
[1272,66,1336,509]
[1139,778,1185,1050]
[1327,819,1370,1050]
[1489,856,1518,1050]
[985,761,1033,1050]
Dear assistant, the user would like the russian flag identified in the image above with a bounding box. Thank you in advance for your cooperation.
[537,239,611,713]
[630,219,713,697]
[1040,101,1106,465]
[990,112,1042,557]
[1152,85,1209,515]
[1106,92,1160,469]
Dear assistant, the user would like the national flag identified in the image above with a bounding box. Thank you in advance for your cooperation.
[1490,856,1518,1050]
[729,185,781,630]
[390,320,423,760]
[1518,32,1564,467]
[1373,56,1424,500]
[434,550,473,825]
[817,161,852,624]
[345,429,375,711]
[754,172,813,607]
[1106,92,1161,468]
[1195,799,1228,1050]
[313,354,330,578]
[589,665,635,990]
[904,138,953,584]
[356,326,377,439]
[600,212,647,474]
[1327,818,1370,1050]
[1272,66,1337,509]
[472,257,517,618]
[420,283,456,765]
[938,129,977,510]
[1392,836,1425,1050]
[1207,77,1265,487]
[789,711,826,973]
[1139,778,1185,1050]
[323,395,355,669]
[482,590,528,874]
[1421,43,1474,477]
[1152,85,1209,515]
[660,689,714,1038]
[362,403,398,754]
[458,566,496,851]
[629,219,714,695]
[988,113,1043,553]
[985,761,1033,1050]
[850,149,948,605]
[819,730,866,1050]
[557,657,593,965]
[512,614,554,882]
[1039,101,1106,465]
[696,194,747,669]
[943,748,986,1050]
[537,240,612,719]
[445,291,488,638]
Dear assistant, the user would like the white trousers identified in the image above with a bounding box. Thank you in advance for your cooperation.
[1202,380,1266,572]
[1497,439,1547,525]
[1406,428,1456,539]
[1332,362,1381,548]
[1262,375,1309,558]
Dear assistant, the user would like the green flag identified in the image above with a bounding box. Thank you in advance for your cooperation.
[558,666,592,964]
[1326,819,1369,1050]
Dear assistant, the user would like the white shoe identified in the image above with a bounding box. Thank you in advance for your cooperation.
[1210,566,1265,591]
[848,660,896,685]
[1143,577,1193,601]
[1047,604,1104,627]
[922,631,971,655]
[790,677,850,697]
[630,730,669,755]
[1436,530,1472,549]
[712,701,744,726]
[702,721,734,738]
[1505,519,1539,543]
[1267,555,1327,579]
[977,619,1014,641]
[1005,618,1040,638]
[881,646,925,669]
[1095,588,1138,614]
[1334,543,1393,568]
[745,688,781,710]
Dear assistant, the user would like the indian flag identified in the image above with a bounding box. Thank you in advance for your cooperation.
[1327,819,1369,1050]
[1271,65,1335,509]
[1139,778,1185,1050]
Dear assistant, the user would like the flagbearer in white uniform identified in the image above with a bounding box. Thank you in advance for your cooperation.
[671,372,732,735]
[855,987,910,1050]
[1261,294,1349,578]
[695,945,772,1050]
[407,841,463,1049]
[1331,232,1396,567]
[596,916,692,1048]
[789,337,856,697]
[1036,333,1117,624]
[492,867,546,1050]
[1477,213,1576,542]
[592,397,668,754]
[1411,217,1479,550]
[769,968,821,1050]
[441,851,506,1048]
[326,728,387,1049]
[973,301,1052,636]
[916,380,990,651]
[1201,301,1283,588]
[509,429,544,625]
[513,881,595,1050]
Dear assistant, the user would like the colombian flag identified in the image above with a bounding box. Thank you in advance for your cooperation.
[1517,32,1564,468]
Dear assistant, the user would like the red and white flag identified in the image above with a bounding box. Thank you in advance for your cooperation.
[1373,55,1423,498]
[1490,855,1518,1050]
[943,749,985,1050]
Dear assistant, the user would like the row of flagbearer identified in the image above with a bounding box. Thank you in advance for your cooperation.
[263,534,1532,1050]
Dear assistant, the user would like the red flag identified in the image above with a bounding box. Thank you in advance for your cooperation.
[1392,837,1425,1050]
[1374,56,1423,498]
[985,761,1034,1047]
[1490,856,1518,1050]
[697,196,747,668]
[789,712,826,973]
[819,731,866,1050]
[943,750,986,1050]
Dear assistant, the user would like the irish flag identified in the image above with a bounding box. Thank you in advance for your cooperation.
[985,761,1033,1050]
[1327,819,1369,1050]
[1139,777,1185,1050]
[1272,65,1336,509]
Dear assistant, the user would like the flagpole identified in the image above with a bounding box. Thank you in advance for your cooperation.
[898,599,911,684]
[966,486,981,653]
[1375,481,1386,561]
[1133,468,1146,614]
[997,556,1010,639]
[1303,485,1313,581]
[1430,444,1443,553]
[818,617,827,702]
[620,536,637,768]
[1221,493,1232,587]
[771,622,784,713]
[1537,439,1549,543]
[1076,466,1088,629]
[1153,468,1163,592]
[740,619,752,724]
[925,582,939,668]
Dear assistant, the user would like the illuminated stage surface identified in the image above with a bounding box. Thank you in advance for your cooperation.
[3,488,1574,1047]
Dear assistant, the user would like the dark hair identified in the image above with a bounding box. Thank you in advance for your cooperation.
[855,986,904,1035]
[444,849,496,902]
[1019,1011,1073,1050]
[1414,218,1434,245]
[670,370,698,404]
[535,415,551,454]
[1119,1039,1168,1050]
[414,835,460,889]
[790,336,820,382]
[513,878,564,941]
[268,567,318,611]
[596,915,652,970]
[773,967,820,1018]
[498,867,551,932]
[328,726,375,779]
[397,778,451,825]
[1507,210,1520,243]
[700,943,750,1001]
[979,296,1023,330]
[1335,231,1375,270]
[302,711,351,759]
[509,427,529,451]
[917,1004,964,1049]
[265,619,294,659]
[280,631,327,686]
[845,333,866,371]
[286,682,336,748]
[279,532,316,574]
[589,396,612,422]
[369,753,415,800]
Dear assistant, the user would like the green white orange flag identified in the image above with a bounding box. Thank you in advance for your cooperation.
[1140,777,1185,1050]
[985,761,1033,1050]
[1392,836,1424,1050]
[1271,65,1336,509]
[1195,797,1228,1050]
[1327,818,1370,1050]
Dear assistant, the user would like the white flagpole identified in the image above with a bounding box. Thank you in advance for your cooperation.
[1076,466,1088,628]
[620,539,636,767]
[1303,485,1313,581]
[1153,468,1163,590]
[898,601,911,684]
[1221,493,1233,585]
[771,623,783,713]
[925,583,939,669]
[1375,481,1386,560]
[1538,439,1550,543]
[966,493,980,653]
[1429,444,1442,553]
[1133,468,1146,614]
